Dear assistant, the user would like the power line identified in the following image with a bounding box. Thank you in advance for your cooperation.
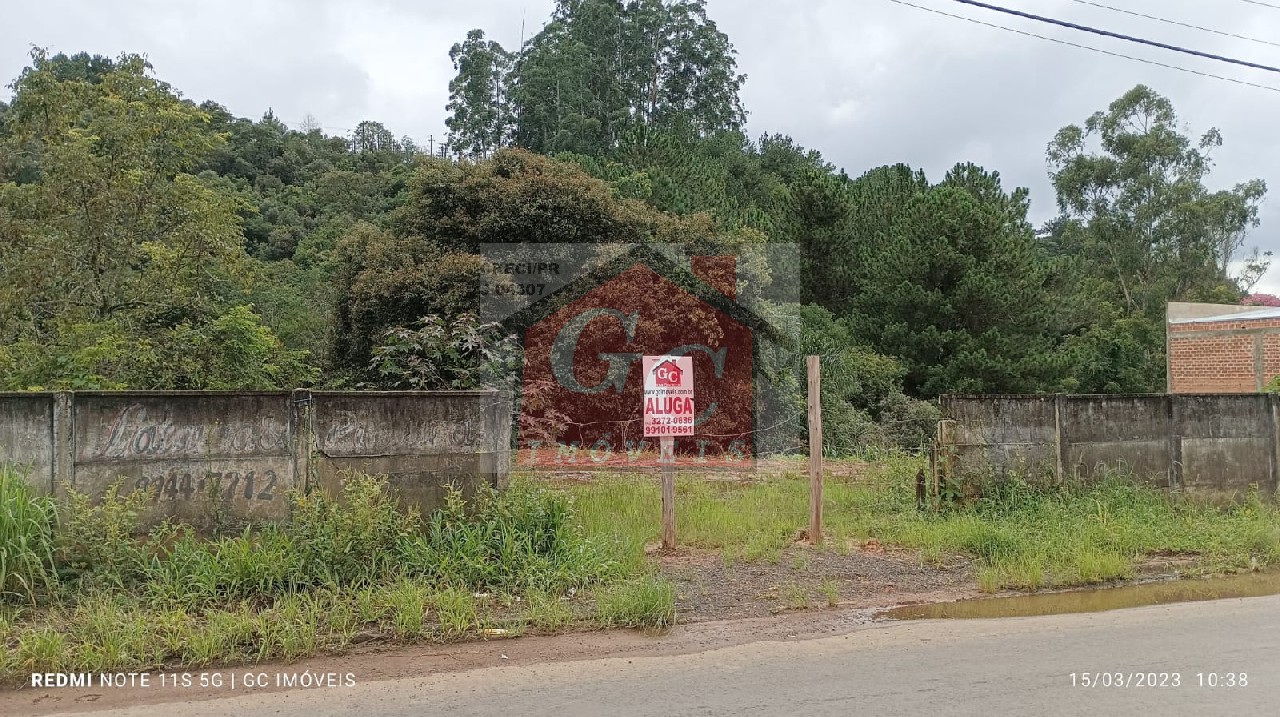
[1067,0,1280,49]
[885,0,1280,93]
[950,0,1280,74]
[1238,0,1280,10]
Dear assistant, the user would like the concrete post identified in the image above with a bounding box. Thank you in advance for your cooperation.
[1169,395,1184,492]
[1054,394,1066,484]
[51,391,74,495]
[1270,393,1280,498]
[290,389,313,493]
[492,390,513,490]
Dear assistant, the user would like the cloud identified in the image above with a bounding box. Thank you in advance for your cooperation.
[1,0,1275,280]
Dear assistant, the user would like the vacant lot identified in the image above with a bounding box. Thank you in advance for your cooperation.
[565,455,1280,593]
[2,455,1278,684]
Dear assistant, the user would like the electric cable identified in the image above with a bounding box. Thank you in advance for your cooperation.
[1066,0,1280,49]
[885,0,1280,93]
[950,0,1280,74]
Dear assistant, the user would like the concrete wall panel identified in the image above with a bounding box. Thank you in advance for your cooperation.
[0,393,55,493]
[940,393,1280,501]
[0,390,512,527]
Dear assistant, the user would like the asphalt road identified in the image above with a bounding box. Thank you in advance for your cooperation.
[28,595,1280,717]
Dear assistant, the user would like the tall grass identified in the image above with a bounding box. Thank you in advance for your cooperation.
[1,472,633,681]
[595,574,676,628]
[0,465,58,603]
[400,483,622,592]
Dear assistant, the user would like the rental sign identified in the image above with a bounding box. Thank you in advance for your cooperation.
[643,355,694,437]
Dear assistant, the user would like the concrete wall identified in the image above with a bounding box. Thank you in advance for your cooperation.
[310,391,512,513]
[0,390,512,526]
[0,393,57,494]
[938,394,1279,502]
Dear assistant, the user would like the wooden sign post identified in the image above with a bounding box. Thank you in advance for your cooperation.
[643,355,694,552]
[660,435,676,550]
[807,355,823,545]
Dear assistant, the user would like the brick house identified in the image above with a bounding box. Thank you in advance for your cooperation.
[1167,301,1280,393]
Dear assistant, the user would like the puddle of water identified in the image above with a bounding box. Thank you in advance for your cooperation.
[878,571,1280,620]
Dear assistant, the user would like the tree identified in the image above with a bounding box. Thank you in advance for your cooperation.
[330,223,498,380]
[337,149,764,380]
[794,164,929,314]
[1047,84,1266,316]
[1046,85,1267,391]
[508,0,745,155]
[846,164,1062,397]
[392,149,718,251]
[446,29,514,157]
[0,49,317,390]
[0,49,242,335]
[1243,293,1280,307]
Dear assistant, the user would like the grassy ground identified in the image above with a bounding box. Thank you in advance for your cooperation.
[0,469,669,682]
[568,455,1280,591]
[3,456,1279,682]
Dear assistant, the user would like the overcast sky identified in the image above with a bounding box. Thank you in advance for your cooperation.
[4,0,1280,290]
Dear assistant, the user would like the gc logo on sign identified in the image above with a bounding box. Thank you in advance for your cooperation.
[652,359,684,387]
[644,355,694,437]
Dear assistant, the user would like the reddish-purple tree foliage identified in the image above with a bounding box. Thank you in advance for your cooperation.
[1242,293,1280,307]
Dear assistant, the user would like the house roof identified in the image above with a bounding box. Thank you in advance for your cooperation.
[1168,306,1280,324]
[502,244,787,346]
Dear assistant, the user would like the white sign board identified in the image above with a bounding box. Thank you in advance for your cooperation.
[643,355,695,437]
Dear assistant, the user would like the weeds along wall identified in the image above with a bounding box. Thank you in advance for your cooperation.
[0,390,513,527]
[937,394,1280,501]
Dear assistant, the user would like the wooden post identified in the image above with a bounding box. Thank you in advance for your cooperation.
[807,356,823,545]
[661,435,676,551]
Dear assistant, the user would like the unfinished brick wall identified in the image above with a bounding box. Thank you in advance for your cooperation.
[1168,316,1280,393]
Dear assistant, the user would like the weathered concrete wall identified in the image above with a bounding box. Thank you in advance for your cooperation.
[0,390,512,525]
[0,393,57,494]
[945,395,1058,484]
[311,391,512,512]
[1175,394,1274,497]
[939,394,1280,501]
[71,392,298,525]
[1061,395,1172,486]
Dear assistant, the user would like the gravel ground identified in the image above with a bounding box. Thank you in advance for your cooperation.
[658,541,979,621]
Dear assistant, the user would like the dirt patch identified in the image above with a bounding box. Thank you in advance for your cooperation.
[659,542,979,622]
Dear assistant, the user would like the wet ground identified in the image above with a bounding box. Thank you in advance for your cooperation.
[879,569,1280,620]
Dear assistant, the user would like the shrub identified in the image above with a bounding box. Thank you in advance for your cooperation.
[287,473,419,587]
[400,484,620,592]
[58,479,152,589]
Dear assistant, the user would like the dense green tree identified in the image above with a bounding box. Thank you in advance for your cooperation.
[446,29,514,157]
[0,49,316,389]
[330,223,498,380]
[508,0,745,155]
[1048,85,1266,315]
[792,164,929,314]
[1046,84,1267,392]
[392,149,720,252]
[0,50,241,333]
[845,164,1061,397]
